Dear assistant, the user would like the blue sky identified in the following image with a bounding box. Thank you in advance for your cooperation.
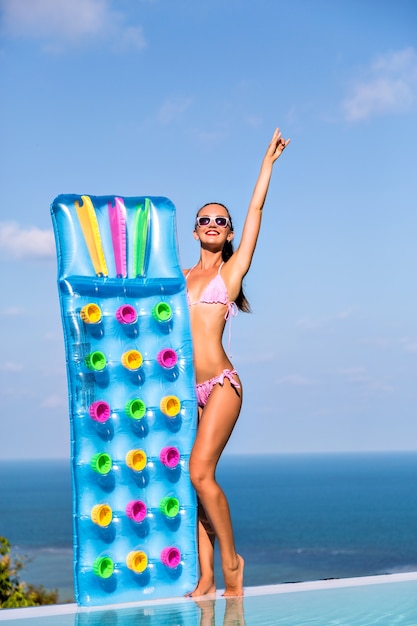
[0,0,416,459]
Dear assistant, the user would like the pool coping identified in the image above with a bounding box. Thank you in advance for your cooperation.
[1,571,416,621]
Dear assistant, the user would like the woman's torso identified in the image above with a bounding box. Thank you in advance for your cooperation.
[185,263,236,383]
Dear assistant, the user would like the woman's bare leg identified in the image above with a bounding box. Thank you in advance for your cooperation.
[189,379,244,596]
[187,503,216,597]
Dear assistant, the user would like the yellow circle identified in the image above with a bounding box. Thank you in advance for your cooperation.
[126,449,147,472]
[80,303,102,324]
[121,350,143,371]
[126,550,148,573]
[91,504,112,527]
[160,395,181,417]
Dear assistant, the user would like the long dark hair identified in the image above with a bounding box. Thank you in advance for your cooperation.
[197,203,251,312]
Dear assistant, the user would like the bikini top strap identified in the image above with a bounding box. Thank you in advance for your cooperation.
[186,261,224,280]
[185,264,197,280]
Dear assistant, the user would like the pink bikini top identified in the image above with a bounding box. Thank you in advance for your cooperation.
[185,262,238,355]
[186,262,229,305]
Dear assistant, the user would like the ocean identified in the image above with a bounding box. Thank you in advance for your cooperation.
[0,452,416,604]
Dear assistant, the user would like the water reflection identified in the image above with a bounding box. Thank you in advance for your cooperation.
[195,597,246,626]
[75,596,246,626]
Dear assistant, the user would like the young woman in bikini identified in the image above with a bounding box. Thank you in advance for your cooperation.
[184,128,290,597]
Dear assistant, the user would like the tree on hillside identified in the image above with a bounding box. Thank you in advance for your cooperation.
[0,536,59,608]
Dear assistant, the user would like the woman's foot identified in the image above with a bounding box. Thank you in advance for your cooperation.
[185,577,216,598]
[222,554,244,596]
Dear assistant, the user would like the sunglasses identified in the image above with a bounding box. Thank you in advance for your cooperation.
[195,215,231,228]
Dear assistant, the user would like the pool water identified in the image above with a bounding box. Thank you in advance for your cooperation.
[0,573,416,625]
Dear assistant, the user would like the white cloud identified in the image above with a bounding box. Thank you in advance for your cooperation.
[360,336,390,349]
[157,97,193,125]
[335,307,355,320]
[112,25,146,53]
[276,374,316,386]
[339,366,366,378]
[40,394,66,409]
[296,307,355,333]
[338,367,394,393]
[1,361,24,373]
[0,306,26,316]
[236,351,276,365]
[192,126,230,145]
[343,48,417,122]
[0,221,55,259]
[295,316,322,332]
[244,115,263,128]
[0,0,146,52]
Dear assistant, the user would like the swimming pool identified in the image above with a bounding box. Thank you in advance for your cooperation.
[0,572,416,625]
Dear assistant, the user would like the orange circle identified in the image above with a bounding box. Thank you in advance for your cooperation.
[91,504,112,527]
[126,449,147,472]
[121,350,143,371]
[160,395,181,417]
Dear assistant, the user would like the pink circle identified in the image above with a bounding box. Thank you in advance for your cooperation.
[116,305,137,325]
[89,401,110,423]
[161,547,181,568]
[160,446,180,468]
[126,500,147,523]
[157,349,178,369]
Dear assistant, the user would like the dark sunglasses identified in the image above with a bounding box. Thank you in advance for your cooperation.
[195,215,231,228]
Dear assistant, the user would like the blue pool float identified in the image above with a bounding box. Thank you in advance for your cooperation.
[51,194,198,606]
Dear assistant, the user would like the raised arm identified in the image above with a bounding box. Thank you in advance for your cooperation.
[232,128,290,276]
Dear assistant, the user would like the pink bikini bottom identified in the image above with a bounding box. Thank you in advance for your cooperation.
[196,369,241,408]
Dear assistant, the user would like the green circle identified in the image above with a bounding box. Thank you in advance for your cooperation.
[91,453,112,475]
[160,496,180,518]
[152,302,172,323]
[93,556,114,579]
[85,351,106,371]
[125,399,146,420]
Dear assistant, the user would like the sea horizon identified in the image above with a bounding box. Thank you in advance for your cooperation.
[1,451,417,604]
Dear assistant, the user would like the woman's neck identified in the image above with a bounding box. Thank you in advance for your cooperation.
[195,250,223,271]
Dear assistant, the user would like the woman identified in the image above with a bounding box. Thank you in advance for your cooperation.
[184,128,290,597]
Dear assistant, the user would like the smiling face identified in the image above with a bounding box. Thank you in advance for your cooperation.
[194,203,234,246]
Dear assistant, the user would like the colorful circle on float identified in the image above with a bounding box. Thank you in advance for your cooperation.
[160,446,180,468]
[80,303,102,324]
[116,304,137,325]
[85,351,106,371]
[91,504,113,527]
[90,453,112,475]
[126,500,147,523]
[160,546,181,568]
[121,350,143,371]
[126,449,147,472]
[160,395,181,417]
[126,550,148,573]
[157,349,178,369]
[125,398,146,420]
[152,302,172,323]
[93,556,114,579]
[160,496,180,518]
[89,400,111,423]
